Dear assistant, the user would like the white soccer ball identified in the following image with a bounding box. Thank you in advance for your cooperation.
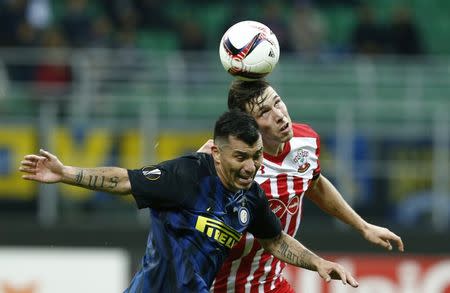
[219,20,280,80]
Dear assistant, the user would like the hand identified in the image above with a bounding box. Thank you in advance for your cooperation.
[316,258,359,288]
[361,223,404,252]
[19,149,64,183]
[197,139,214,154]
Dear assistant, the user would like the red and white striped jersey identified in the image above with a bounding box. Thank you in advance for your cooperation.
[212,123,321,293]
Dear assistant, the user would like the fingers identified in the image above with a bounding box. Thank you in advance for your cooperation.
[340,271,349,286]
[39,148,53,159]
[322,262,359,288]
[20,161,38,180]
[327,270,359,288]
[19,150,50,177]
[381,230,404,252]
[21,149,52,167]
[318,270,332,283]
[24,154,43,161]
[20,160,36,167]
[390,233,404,252]
[330,268,348,285]
[19,158,38,173]
[337,270,360,288]
[19,165,36,174]
[347,273,359,288]
[22,174,37,180]
[20,155,43,171]
[383,239,393,251]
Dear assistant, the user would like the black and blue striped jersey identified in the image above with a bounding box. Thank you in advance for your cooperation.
[124,152,281,293]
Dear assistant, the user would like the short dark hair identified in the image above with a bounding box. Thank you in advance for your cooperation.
[214,110,260,146]
[228,79,270,113]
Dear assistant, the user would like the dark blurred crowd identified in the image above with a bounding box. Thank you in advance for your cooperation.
[257,1,426,58]
[0,0,427,119]
[0,0,167,49]
[0,0,426,57]
[349,3,424,56]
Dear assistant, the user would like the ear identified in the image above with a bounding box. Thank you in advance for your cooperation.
[211,145,221,164]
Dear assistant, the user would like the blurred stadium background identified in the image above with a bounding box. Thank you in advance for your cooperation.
[0,0,449,292]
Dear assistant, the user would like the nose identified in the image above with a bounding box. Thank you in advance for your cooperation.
[273,107,284,122]
[242,159,257,175]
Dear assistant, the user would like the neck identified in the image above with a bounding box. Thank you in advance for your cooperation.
[263,140,285,156]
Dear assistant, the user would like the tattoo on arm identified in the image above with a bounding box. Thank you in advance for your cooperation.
[88,175,102,188]
[87,175,119,189]
[277,239,315,270]
[109,176,119,189]
[75,170,119,190]
[75,170,84,185]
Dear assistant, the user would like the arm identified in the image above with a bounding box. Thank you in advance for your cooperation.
[306,174,404,251]
[259,231,359,287]
[19,149,131,195]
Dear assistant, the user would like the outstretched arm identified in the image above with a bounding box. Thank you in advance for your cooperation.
[259,231,359,288]
[306,174,404,252]
[19,149,131,195]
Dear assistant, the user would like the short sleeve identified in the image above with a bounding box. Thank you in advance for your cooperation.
[247,185,281,239]
[127,156,200,209]
[313,132,321,179]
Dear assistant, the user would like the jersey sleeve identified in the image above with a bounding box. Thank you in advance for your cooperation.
[247,184,282,239]
[127,156,199,209]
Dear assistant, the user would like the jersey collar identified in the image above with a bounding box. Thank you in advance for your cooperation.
[263,141,291,165]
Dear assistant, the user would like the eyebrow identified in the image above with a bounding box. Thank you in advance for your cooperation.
[233,147,263,156]
[255,94,280,114]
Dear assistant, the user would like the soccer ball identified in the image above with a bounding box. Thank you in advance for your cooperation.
[219,20,280,80]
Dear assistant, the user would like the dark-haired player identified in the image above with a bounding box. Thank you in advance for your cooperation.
[207,80,403,293]
[20,110,358,292]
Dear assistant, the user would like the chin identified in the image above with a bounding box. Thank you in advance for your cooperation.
[281,132,293,142]
[237,183,252,190]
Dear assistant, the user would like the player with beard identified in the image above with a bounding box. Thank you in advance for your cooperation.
[20,110,359,292]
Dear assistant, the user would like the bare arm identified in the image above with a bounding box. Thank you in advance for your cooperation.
[306,174,404,251]
[259,231,359,287]
[19,149,131,194]
[61,166,131,194]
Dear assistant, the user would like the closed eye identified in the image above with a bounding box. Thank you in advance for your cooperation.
[235,155,246,161]
[274,97,281,107]
[258,109,270,118]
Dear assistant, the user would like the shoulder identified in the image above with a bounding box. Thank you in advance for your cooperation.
[173,152,215,173]
[177,152,211,164]
[184,153,216,178]
[292,122,320,139]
